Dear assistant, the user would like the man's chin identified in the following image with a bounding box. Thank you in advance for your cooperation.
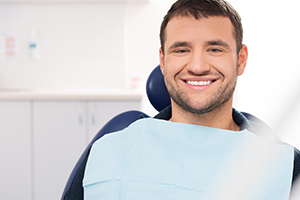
[179,103,217,115]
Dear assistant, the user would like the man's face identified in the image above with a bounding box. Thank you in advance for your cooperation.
[159,16,247,115]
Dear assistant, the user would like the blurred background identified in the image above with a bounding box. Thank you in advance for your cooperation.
[0,0,300,199]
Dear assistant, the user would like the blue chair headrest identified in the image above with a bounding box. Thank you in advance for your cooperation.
[146,65,171,112]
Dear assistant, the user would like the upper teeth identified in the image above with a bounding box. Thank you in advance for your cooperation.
[187,80,211,86]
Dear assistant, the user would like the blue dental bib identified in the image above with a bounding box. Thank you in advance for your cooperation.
[83,118,294,200]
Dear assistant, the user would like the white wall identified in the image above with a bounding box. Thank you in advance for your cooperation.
[0,3,125,90]
[0,1,171,92]
[124,1,172,85]
[232,0,300,147]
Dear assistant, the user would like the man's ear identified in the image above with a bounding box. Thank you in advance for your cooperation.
[159,48,165,75]
[237,44,248,76]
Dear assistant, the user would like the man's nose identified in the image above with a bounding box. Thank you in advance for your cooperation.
[186,52,211,75]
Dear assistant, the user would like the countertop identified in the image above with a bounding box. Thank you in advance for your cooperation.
[0,88,143,100]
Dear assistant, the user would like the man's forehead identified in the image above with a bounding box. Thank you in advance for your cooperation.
[166,15,233,32]
[164,16,236,48]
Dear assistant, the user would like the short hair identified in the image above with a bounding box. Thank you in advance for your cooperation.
[160,0,243,55]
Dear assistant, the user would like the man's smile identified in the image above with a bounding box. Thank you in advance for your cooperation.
[181,77,219,89]
[186,80,212,86]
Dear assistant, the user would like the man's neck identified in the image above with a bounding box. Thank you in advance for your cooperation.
[170,103,239,131]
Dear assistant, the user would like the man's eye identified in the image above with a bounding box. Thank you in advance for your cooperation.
[208,48,223,53]
[174,49,188,53]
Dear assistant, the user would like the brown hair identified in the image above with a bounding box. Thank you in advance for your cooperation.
[160,0,243,55]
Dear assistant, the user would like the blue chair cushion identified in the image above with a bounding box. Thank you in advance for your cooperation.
[146,65,171,112]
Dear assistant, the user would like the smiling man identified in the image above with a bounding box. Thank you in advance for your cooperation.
[160,16,247,130]
[82,0,300,199]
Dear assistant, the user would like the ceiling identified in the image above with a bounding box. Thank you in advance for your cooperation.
[0,0,149,3]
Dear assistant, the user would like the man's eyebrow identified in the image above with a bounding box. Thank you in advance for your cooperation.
[168,41,191,50]
[167,40,231,51]
[206,40,231,48]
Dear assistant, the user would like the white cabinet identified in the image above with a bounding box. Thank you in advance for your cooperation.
[0,101,32,200]
[0,98,141,200]
[33,101,87,200]
[33,100,141,200]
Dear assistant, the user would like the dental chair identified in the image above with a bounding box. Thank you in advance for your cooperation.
[61,65,300,200]
[61,65,170,200]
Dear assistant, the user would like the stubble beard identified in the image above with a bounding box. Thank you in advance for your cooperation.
[165,68,238,115]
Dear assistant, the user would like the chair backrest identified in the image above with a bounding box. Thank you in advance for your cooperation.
[146,65,171,112]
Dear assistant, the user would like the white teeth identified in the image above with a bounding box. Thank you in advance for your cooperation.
[187,80,212,86]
